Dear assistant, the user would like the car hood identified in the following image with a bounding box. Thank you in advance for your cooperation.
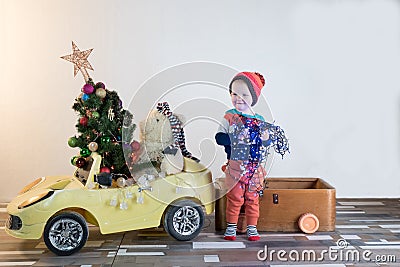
[19,175,84,195]
[7,175,85,214]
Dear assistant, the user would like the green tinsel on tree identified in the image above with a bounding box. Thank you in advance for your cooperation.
[68,78,136,177]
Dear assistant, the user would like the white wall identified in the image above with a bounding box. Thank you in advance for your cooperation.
[1,0,399,201]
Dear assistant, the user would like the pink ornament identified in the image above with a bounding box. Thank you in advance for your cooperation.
[82,84,94,94]
[131,141,140,152]
[100,166,111,173]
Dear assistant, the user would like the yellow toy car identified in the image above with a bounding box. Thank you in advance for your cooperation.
[5,152,214,256]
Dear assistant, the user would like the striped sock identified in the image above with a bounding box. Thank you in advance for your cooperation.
[247,225,260,241]
[224,223,237,241]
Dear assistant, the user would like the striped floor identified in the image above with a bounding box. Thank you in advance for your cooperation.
[1,199,400,266]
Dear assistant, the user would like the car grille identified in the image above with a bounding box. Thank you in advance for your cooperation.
[6,215,22,230]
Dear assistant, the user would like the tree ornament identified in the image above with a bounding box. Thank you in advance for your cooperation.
[92,111,100,119]
[116,135,122,141]
[131,140,140,152]
[100,166,111,173]
[122,143,133,154]
[88,142,98,152]
[130,152,139,164]
[79,117,88,126]
[95,82,105,89]
[71,156,78,166]
[108,107,115,121]
[101,136,111,144]
[85,109,92,117]
[60,41,94,82]
[82,94,90,101]
[116,177,126,188]
[76,157,86,168]
[68,137,78,147]
[80,147,91,157]
[82,84,94,94]
[96,88,106,99]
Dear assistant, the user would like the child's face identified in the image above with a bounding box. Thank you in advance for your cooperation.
[230,80,252,112]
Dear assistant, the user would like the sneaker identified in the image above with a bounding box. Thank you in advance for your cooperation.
[247,225,260,241]
[224,223,237,241]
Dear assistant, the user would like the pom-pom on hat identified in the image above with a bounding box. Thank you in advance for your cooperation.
[229,72,266,106]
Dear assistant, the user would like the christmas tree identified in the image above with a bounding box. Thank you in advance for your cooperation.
[62,42,136,178]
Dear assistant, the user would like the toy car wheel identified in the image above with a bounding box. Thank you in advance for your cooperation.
[164,200,204,241]
[43,212,88,256]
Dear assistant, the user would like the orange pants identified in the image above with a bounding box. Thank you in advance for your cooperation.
[224,160,266,226]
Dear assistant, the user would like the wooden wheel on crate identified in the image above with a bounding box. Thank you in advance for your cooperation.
[298,213,319,234]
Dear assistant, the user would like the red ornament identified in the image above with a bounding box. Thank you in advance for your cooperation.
[95,82,105,89]
[79,116,89,126]
[131,141,141,152]
[100,166,111,173]
[76,157,86,168]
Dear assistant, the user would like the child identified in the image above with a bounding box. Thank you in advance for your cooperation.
[215,72,288,241]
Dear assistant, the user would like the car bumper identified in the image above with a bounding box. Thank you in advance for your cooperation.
[5,218,45,239]
[6,202,46,239]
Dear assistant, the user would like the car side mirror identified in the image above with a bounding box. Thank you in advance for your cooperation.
[95,172,112,187]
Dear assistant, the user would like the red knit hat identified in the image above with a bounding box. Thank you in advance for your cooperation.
[229,72,266,106]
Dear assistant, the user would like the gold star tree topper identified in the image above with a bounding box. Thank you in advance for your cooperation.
[61,41,94,82]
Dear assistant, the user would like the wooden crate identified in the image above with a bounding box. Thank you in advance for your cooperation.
[215,177,336,232]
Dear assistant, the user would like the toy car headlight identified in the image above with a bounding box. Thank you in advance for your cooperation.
[18,191,54,209]
[18,177,45,195]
